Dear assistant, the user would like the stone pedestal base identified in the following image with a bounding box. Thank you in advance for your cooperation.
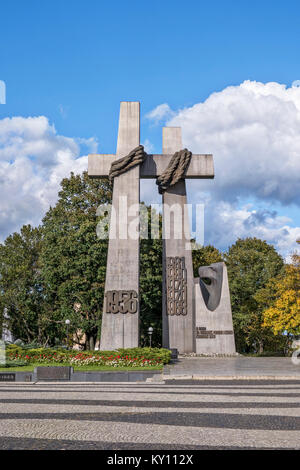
[194,262,236,355]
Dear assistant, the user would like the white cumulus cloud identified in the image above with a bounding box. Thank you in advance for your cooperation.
[145,103,174,123]
[166,80,300,205]
[146,81,300,258]
[0,116,91,240]
[201,198,300,260]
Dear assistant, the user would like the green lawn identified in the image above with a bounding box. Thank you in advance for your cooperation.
[0,363,163,372]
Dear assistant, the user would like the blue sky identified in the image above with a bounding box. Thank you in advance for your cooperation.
[0,0,300,256]
[2,0,300,147]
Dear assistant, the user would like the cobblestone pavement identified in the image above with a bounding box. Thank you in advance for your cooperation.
[0,380,300,450]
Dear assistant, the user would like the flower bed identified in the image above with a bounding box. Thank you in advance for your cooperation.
[6,346,171,368]
[69,354,161,368]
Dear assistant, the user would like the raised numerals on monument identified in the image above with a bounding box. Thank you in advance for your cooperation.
[105,290,138,314]
[166,257,187,316]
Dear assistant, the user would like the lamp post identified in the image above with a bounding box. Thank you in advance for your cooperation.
[65,319,70,349]
[148,326,153,348]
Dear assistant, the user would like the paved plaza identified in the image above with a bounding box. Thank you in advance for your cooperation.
[0,378,300,450]
[164,357,300,378]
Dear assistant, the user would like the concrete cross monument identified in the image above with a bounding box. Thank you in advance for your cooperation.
[89,102,142,350]
[159,127,209,354]
[88,101,214,352]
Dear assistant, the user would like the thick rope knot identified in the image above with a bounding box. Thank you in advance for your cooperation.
[109,145,147,182]
[156,148,192,194]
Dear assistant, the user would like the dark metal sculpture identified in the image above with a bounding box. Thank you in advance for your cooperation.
[198,262,223,311]
[166,257,187,315]
[109,145,147,182]
[156,148,192,194]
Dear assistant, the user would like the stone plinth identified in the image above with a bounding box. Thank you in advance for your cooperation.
[195,262,236,354]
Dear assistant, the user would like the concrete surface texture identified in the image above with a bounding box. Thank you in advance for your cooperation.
[162,127,195,354]
[195,262,236,354]
[1,308,14,343]
[163,357,300,378]
[99,101,141,350]
[7,369,161,383]
[0,379,300,449]
[89,151,214,180]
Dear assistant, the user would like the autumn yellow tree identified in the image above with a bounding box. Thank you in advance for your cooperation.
[262,241,300,336]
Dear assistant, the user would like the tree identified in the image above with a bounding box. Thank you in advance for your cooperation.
[0,225,47,344]
[292,240,300,267]
[140,205,162,347]
[261,240,300,337]
[225,237,284,353]
[40,172,164,349]
[41,171,112,349]
[192,244,223,277]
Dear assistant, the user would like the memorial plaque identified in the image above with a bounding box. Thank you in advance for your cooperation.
[35,366,72,381]
[166,257,187,315]
[196,327,234,339]
[0,373,15,382]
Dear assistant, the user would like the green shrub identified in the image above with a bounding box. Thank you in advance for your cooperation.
[2,360,27,368]
[116,347,171,364]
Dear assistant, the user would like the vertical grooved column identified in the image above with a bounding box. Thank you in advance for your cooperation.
[100,102,140,350]
[162,127,195,353]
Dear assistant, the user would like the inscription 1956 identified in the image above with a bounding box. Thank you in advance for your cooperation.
[166,257,187,315]
[105,290,138,314]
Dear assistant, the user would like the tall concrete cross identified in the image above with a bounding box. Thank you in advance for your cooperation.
[88,102,214,352]
[161,127,207,353]
[91,101,141,350]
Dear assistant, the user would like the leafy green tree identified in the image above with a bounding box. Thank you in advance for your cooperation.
[41,171,112,350]
[192,244,224,277]
[260,241,300,338]
[4,173,289,356]
[40,172,164,349]
[0,225,47,344]
[225,237,284,353]
[140,206,162,347]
